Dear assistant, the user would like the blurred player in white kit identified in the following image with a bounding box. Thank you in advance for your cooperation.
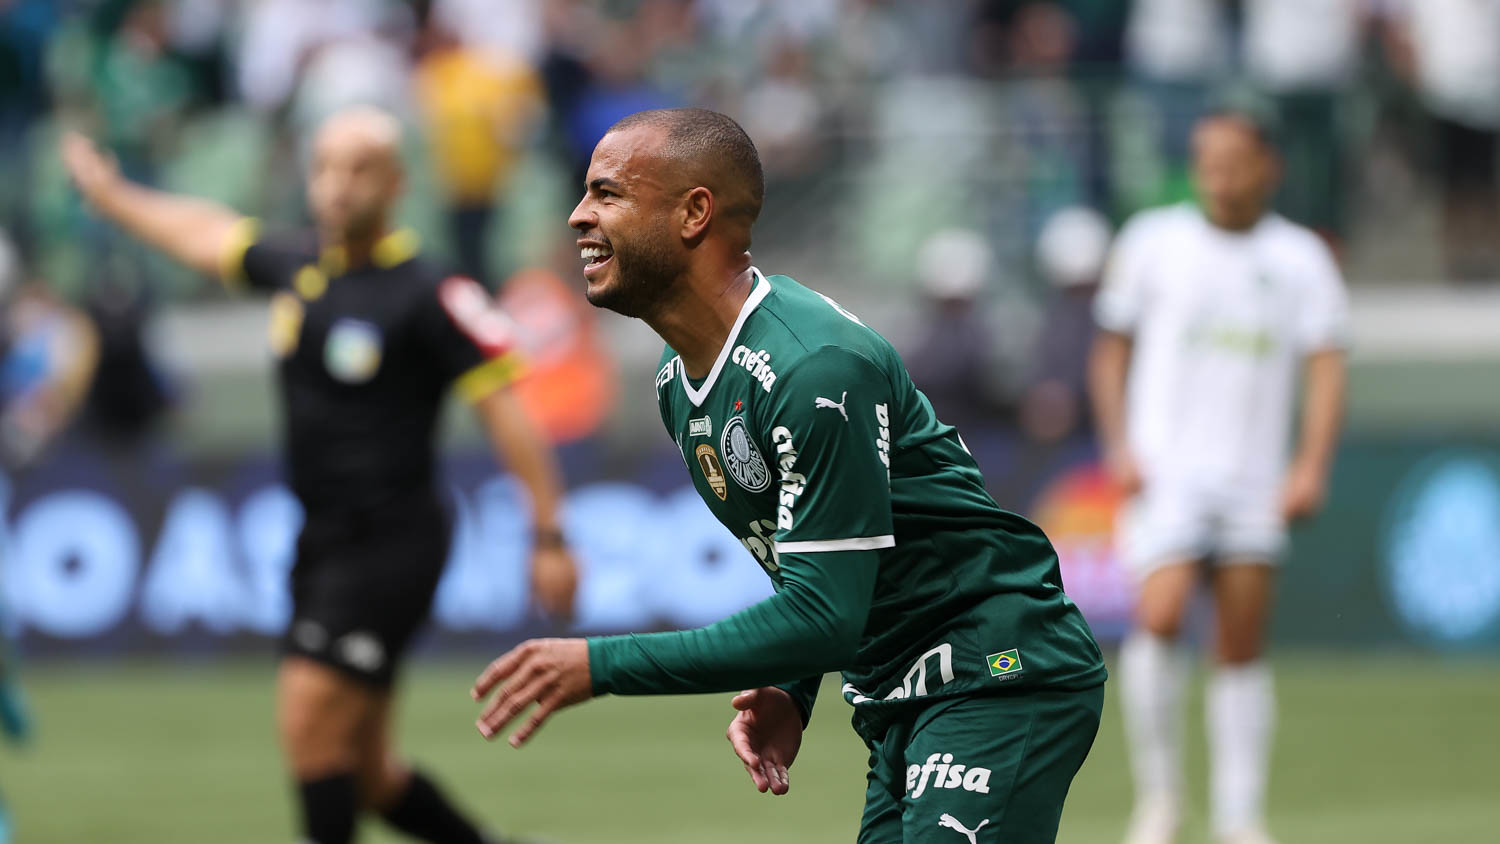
[1089,109,1349,844]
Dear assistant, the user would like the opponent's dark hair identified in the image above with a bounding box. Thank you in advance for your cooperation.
[607,108,765,227]
[1198,100,1282,150]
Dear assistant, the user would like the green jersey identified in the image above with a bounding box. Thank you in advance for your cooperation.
[587,271,1104,722]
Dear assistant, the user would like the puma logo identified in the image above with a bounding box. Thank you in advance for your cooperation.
[814,391,848,421]
[938,813,990,843]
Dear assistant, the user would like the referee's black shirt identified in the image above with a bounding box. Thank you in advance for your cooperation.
[223,222,521,521]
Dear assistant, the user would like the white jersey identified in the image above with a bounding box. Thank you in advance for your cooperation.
[1095,203,1349,495]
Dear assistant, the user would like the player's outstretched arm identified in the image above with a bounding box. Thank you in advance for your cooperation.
[471,547,876,747]
[469,346,884,749]
[472,387,577,618]
[61,131,245,280]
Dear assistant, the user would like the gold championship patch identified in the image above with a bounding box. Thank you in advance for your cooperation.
[695,444,727,501]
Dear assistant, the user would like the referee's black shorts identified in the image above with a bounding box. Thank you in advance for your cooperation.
[279,500,450,688]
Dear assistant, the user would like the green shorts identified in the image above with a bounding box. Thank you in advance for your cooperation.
[856,684,1104,844]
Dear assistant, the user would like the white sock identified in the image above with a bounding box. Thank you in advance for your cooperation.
[1208,661,1275,835]
[1119,630,1188,809]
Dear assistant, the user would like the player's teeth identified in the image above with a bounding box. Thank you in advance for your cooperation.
[579,246,613,263]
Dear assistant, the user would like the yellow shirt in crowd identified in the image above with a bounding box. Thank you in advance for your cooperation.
[415,48,544,206]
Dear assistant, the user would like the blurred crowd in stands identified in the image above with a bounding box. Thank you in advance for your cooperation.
[1,0,1498,460]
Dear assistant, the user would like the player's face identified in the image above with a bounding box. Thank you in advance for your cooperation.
[568,127,688,318]
[1192,118,1278,231]
[308,127,401,244]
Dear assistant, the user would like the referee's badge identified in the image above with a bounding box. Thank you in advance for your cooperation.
[325,318,383,383]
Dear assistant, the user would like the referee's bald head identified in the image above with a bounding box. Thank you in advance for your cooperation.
[314,106,403,169]
[606,108,765,241]
[308,105,405,242]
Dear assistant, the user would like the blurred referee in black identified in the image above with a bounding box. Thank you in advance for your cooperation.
[62,107,576,844]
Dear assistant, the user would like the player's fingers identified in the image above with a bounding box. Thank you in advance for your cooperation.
[727,723,763,770]
[476,664,549,737]
[761,752,788,796]
[762,760,780,793]
[477,685,542,740]
[471,642,532,699]
[507,693,559,748]
[763,761,788,796]
[477,664,547,730]
[771,764,790,796]
[757,759,789,796]
[745,762,768,792]
[731,689,759,710]
[744,758,769,792]
[472,654,514,700]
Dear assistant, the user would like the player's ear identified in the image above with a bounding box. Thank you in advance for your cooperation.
[681,186,713,243]
[1264,150,1284,194]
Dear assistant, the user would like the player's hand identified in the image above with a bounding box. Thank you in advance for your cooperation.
[60,131,121,206]
[529,544,578,621]
[1280,461,1327,522]
[726,687,803,796]
[1104,445,1143,497]
[472,637,592,748]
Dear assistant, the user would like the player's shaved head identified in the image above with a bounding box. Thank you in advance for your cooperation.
[605,108,764,244]
[570,108,766,319]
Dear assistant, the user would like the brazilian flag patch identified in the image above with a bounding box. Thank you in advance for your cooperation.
[987,649,1023,678]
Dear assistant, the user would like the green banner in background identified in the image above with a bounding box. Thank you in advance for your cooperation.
[1026,438,1500,651]
[1278,442,1500,650]
[5,434,1498,655]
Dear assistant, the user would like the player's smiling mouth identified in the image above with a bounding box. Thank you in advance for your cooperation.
[579,241,614,278]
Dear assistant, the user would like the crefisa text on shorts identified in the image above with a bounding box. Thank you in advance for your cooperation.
[906,753,993,799]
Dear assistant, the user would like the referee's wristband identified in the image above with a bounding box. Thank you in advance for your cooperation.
[534,527,567,549]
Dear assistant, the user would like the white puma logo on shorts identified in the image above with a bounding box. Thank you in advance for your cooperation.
[938,813,990,843]
[814,391,848,421]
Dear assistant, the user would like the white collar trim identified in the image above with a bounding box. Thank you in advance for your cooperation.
[679,268,770,407]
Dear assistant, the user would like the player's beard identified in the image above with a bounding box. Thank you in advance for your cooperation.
[586,222,685,319]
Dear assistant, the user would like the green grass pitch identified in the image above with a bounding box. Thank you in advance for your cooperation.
[2,653,1496,842]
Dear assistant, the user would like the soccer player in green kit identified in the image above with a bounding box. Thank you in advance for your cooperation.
[471,108,1106,842]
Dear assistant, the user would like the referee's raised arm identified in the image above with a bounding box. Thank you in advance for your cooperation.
[60,130,244,281]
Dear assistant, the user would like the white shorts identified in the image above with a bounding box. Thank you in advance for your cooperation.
[1116,482,1285,579]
